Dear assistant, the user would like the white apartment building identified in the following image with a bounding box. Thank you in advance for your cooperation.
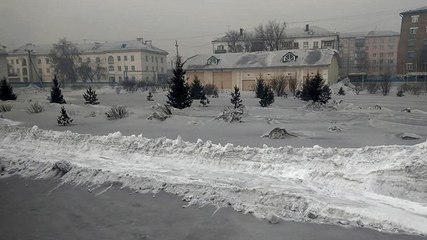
[7,39,168,83]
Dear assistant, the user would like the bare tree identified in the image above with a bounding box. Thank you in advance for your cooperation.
[270,74,288,97]
[49,38,80,83]
[288,78,297,96]
[225,30,242,53]
[254,20,286,51]
[78,60,106,82]
[380,73,391,96]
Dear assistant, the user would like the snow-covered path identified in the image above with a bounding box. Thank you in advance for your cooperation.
[1,124,426,235]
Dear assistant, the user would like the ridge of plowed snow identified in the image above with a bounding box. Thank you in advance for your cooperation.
[0,125,426,235]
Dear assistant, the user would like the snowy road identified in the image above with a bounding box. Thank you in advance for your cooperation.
[1,124,426,235]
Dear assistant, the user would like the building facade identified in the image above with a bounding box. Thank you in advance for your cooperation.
[7,39,168,83]
[340,31,400,77]
[0,45,8,80]
[212,25,339,54]
[397,6,427,75]
[184,49,339,91]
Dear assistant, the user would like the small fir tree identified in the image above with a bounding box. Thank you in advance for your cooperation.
[338,87,345,95]
[190,76,204,99]
[166,56,192,109]
[0,78,17,101]
[300,72,331,104]
[147,91,154,101]
[200,90,210,107]
[83,85,99,105]
[50,75,66,104]
[231,86,243,109]
[255,74,265,98]
[259,85,275,107]
[57,106,73,125]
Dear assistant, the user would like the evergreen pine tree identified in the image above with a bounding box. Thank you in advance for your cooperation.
[147,91,154,101]
[83,85,99,105]
[50,75,66,104]
[230,86,243,109]
[259,85,275,107]
[338,86,345,95]
[57,106,73,125]
[300,72,331,104]
[190,76,204,99]
[0,78,17,101]
[167,56,192,109]
[255,75,265,98]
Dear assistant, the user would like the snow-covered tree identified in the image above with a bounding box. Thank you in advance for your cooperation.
[259,85,274,107]
[167,56,192,109]
[300,72,331,104]
[231,86,243,109]
[83,85,99,105]
[338,87,345,95]
[57,106,73,125]
[0,78,17,101]
[50,75,66,104]
[190,76,204,99]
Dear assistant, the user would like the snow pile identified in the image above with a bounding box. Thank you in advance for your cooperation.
[330,78,356,95]
[1,125,427,235]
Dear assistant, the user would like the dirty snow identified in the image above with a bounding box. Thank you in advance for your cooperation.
[1,124,426,235]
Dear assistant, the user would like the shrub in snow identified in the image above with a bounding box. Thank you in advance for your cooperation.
[190,76,204,99]
[199,90,210,107]
[0,78,17,101]
[366,83,379,94]
[120,79,137,92]
[397,90,404,97]
[338,87,345,95]
[0,104,12,112]
[231,86,243,109]
[204,84,218,98]
[354,83,363,95]
[57,106,73,125]
[147,103,172,121]
[259,85,274,107]
[300,73,331,104]
[147,91,154,101]
[409,84,422,96]
[105,106,128,120]
[50,75,66,104]
[27,102,44,113]
[262,128,296,139]
[255,74,265,98]
[400,133,422,140]
[52,161,72,175]
[215,105,244,123]
[167,56,192,109]
[83,85,99,105]
[270,74,287,97]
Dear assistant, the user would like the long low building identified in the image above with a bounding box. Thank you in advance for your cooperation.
[184,49,339,91]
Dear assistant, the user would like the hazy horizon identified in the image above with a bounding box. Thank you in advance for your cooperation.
[1,0,426,58]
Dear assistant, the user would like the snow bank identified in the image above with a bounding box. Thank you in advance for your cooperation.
[330,78,356,95]
[1,125,426,235]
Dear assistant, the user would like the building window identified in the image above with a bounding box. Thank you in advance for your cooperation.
[45,58,49,64]
[108,56,114,64]
[22,59,27,66]
[96,57,100,63]
[119,76,122,81]
[145,55,149,62]
[313,41,318,48]
[131,55,134,61]
[118,66,122,71]
[109,66,114,72]
[152,66,154,71]
[10,59,14,65]
[117,56,121,61]
[388,52,394,57]
[146,66,148,71]
[17,68,20,74]
[47,68,50,73]
[406,63,414,71]
[160,57,163,63]
[293,42,299,49]
[38,59,41,64]
[410,27,418,35]
[161,67,164,73]
[151,56,154,62]
[131,66,135,71]
[408,40,415,47]
[373,53,376,57]
[16,59,20,65]
[282,52,297,62]
[125,66,128,71]
[86,57,91,63]
[39,68,42,74]
[22,68,27,75]
[387,60,394,64]
[411,15,419,23]
[207,56,220,65]
[303,42,309,49]
[380,53,384,57]
[407,51,416,60]
[124,56,128,61]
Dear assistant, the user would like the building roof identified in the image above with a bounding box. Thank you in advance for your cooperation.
[8,40,168,56]
[340,31,400,39]
[400,6,427,15]
[212,25,337,43]
[184,49,338,71]
[0,44,7,56]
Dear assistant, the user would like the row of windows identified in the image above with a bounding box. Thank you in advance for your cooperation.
[371,52,395,58]
[409,26,427,35]
[365,45,395,50]
[108,65,164,73]
[10,67,51,75]
[10,58,50,65]
[370,59,394,64]
[107,55,164,64]
[112,76,156,82]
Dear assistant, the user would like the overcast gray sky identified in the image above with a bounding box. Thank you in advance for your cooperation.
[0,0,426,58]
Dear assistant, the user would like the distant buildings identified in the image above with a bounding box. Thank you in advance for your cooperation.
[212,25,339,54]
[397,6,427,75]
[0,45,8,79]
[7,39,168,83]
[339,31,400,77]
[184,49,339,91]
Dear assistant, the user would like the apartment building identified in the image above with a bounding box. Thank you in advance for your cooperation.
[0,45,8,79]
[7,39,168,83]
[340,31,399,77]
[397,6,427,75]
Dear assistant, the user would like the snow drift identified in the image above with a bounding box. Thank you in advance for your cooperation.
[0,124,426,235]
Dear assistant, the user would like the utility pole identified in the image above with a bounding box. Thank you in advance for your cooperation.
[24,48,43,87]
[175,40,179,58]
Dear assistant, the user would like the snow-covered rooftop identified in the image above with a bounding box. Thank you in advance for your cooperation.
[184,49,338,71]
[340,31,400,39]
[8,40,168,56]
[401,6,427,15]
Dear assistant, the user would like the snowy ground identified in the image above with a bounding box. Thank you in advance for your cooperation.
[0,86,427,235]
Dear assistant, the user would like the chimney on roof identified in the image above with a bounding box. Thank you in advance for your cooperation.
[240,28,244,36]
[305,24,309,32]
[137,37,144,43]
[145,40,152,46]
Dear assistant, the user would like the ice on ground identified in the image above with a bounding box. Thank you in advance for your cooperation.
[0,124,426,236]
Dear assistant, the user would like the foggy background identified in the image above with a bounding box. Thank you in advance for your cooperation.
[1,0,426,58]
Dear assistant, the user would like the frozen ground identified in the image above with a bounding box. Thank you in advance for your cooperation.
[0,86,426,235]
